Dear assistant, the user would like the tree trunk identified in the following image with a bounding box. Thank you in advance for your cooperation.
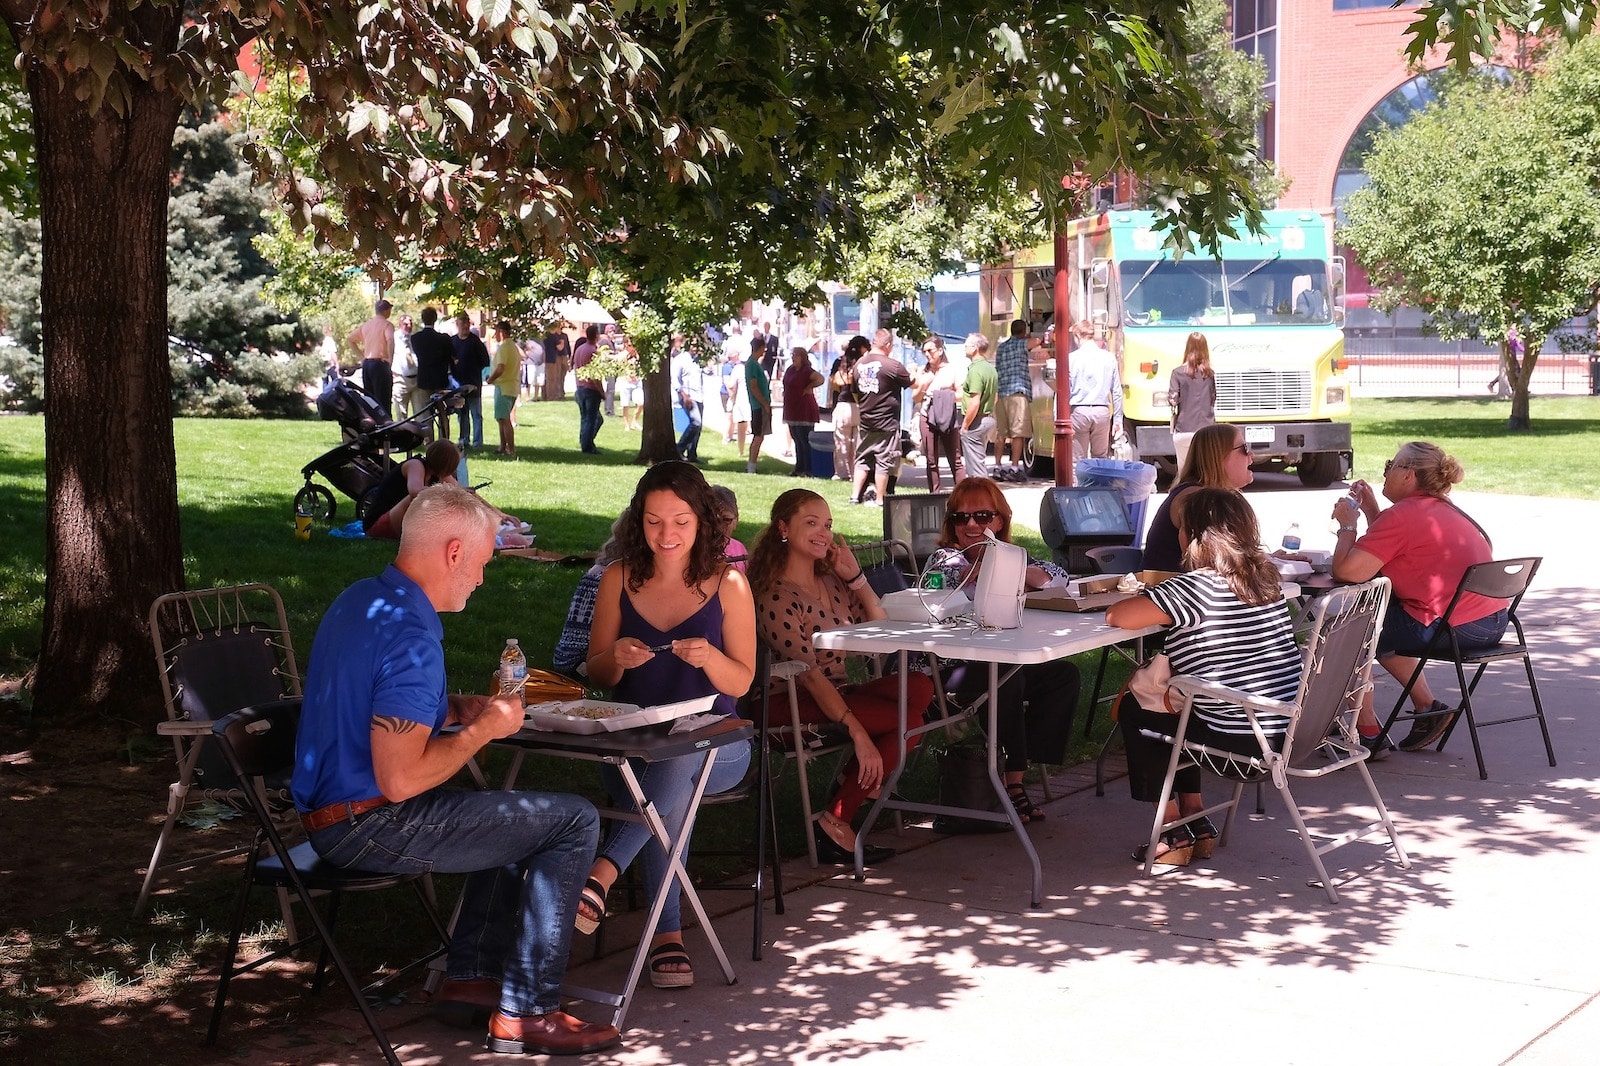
[29,57,186,723]
[639,343,679,464]
[1508,333,1539,431]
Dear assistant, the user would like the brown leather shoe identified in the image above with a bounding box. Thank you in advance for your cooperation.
[433,977,500,1029]
[485,1010,622,1056]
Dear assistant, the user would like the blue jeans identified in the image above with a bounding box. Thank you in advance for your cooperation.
[576,387,604,452]
[789,424,814,476]
[677,400,703,460]
[456,387,483,447]
[1378,601,1509,657]
[598,739,750,935]
[308,788,598,1018]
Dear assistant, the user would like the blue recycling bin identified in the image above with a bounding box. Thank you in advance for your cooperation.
[809,432,836,479]
[1074,458,1158,548]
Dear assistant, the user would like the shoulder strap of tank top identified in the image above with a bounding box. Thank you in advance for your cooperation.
[1442,497,1492,551]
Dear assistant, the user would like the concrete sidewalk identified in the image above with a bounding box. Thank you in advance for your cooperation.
[225,486,1599,1066]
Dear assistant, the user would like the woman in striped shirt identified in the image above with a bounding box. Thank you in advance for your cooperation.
[1106,488,1302,866]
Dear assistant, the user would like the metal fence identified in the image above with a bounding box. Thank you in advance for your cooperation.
[1343,331,1598,398]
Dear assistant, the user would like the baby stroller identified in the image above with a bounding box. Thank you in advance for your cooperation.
[293,376,463,525]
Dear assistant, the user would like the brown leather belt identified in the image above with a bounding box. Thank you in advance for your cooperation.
[300,796,389,832]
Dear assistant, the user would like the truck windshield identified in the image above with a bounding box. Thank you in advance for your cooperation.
[1121,257,1332,327]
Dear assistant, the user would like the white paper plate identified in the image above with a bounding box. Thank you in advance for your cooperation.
[524,694,718,734]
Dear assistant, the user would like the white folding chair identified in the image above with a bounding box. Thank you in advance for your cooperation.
[766,659,853,867]
[1138,578,1411,903]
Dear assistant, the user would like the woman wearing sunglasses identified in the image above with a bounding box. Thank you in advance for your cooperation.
[1142,422,1256,573]
[1330,441,1504,756]
[929,478,1080,822]
[748,489,934,864]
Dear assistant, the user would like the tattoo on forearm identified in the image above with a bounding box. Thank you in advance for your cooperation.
[372,716,421,735]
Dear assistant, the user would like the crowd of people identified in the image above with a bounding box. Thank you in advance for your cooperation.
[289,418,1504,1055]
[298,297,1510,1054]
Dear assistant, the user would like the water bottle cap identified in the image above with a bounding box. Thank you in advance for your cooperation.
[506,638,519,647]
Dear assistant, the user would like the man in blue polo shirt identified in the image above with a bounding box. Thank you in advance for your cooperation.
[293,483,618,1057]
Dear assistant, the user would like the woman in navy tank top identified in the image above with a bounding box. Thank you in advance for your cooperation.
[579,462,757,988]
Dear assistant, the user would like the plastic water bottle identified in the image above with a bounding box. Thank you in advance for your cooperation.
[923,572,944,590]
[1281,522,1302,552]
[499,639,527,705]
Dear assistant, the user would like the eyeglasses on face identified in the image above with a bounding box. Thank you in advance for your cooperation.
[950,510,998,526]
[1234,443,1251,456]
[1384,459,1410,475]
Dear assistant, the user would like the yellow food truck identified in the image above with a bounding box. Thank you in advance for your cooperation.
[985,209,1353,485]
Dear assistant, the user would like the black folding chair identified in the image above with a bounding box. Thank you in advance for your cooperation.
[693,644,786,960]
[205,703,449,1066]
[1379,557,1553,780]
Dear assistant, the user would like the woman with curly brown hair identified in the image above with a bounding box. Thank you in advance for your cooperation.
[577,461,756,989]
[748,488,932,865]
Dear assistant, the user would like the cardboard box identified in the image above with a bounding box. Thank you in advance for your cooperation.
[1025,588,1134,613]
[1074,570,1178,595]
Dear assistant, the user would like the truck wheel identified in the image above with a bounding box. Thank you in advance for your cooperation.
[294,484,336,523]
[1296,453,1340,488]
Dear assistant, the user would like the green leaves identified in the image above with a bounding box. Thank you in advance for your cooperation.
[1339,46,1600,427]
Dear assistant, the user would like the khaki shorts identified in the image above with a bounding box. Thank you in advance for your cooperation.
[996,393,1032,439]
[855,427,903,473]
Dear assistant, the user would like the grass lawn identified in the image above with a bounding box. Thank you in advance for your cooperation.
[1348,395,1600,497]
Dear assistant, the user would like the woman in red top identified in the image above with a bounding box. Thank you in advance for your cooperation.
[1331,441,1506,755]
[780,347,824,477]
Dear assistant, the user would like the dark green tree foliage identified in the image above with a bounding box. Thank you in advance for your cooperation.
[0,107,317,414]
[167,106,309,361]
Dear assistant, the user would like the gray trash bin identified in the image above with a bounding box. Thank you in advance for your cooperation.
[1074,459,1159,548]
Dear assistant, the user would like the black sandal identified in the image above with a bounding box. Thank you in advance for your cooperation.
[1007,783,1045,823]
[648,941,695,989]
[1133,825,1196,867]
[1190,816,1219,860]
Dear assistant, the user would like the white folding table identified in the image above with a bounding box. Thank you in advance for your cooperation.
[814,609,1160,905]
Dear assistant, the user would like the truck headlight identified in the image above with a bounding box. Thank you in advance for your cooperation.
[1325,386,1346,405]
[1151,392,1169,408]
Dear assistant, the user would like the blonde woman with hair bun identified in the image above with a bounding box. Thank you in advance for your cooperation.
[1331,441,1506,758]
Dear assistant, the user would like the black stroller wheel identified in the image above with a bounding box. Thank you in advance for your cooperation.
[294,484,337,523]
[355,486,384,525]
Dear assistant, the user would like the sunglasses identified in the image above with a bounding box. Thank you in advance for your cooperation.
[1384,459,1409,475]
[950,510,998,526]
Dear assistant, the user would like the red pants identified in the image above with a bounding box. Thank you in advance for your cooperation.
[792,672,933,821]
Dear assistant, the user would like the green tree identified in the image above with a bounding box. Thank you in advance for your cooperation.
[2,1,1269,723]
[1339,70,1600,430]
[1407,2,1597,70]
